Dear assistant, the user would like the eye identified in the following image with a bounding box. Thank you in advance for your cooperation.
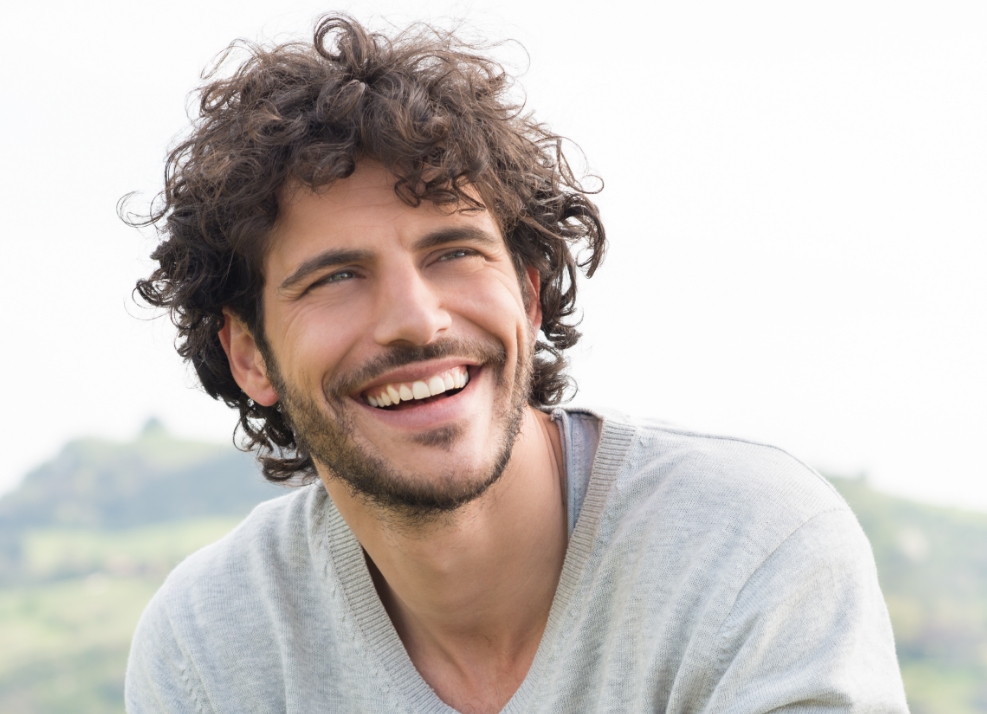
[308,269,357,291]
[325,269,356,282]
[437,248,475,261]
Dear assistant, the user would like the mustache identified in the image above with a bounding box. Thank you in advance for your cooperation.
[325,338,508,399]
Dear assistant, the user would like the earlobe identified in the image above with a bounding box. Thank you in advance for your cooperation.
[218,309,280,407]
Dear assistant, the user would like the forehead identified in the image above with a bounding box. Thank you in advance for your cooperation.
[266,162,504,281]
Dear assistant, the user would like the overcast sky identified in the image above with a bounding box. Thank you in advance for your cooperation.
[1,0,984,510]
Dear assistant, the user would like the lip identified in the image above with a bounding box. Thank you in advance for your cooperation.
[352,364,484,431]
[351,357,482,398]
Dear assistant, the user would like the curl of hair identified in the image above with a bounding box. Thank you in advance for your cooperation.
[125,15,606,483]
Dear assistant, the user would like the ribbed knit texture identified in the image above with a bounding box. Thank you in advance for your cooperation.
[126,408,909,713]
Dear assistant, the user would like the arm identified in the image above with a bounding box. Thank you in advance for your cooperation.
[696,509,909,713]
[126,593,213,714]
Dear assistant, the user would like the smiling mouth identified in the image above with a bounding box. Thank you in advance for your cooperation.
[361,365,471,410]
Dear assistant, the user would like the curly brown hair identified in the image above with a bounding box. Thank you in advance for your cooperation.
[126,15,606,483]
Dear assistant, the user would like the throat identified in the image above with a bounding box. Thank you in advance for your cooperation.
[360,529,551,714]
[349,407,568,712]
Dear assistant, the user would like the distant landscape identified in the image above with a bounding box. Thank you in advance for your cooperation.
[1,421,985,713]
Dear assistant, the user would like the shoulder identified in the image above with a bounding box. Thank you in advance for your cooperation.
[165,483,325,599]
[546,409,905,709]
[127,484,332,710]
[594,407,846,522]
[550,408,904,710]
[133,483,328,647]
[574,407,859,584]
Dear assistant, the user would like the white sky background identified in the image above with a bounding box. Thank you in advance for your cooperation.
[0,1,984,510]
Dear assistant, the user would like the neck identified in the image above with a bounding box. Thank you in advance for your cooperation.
[321,406,567,712]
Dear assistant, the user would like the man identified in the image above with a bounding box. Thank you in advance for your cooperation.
[126,15,909,714]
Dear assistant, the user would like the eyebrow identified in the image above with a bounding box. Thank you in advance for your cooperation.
[278,248,374,293]
[277,226,500,293]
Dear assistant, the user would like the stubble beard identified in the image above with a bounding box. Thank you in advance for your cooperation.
[265,336,534,525]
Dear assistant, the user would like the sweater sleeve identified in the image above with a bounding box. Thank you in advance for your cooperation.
[699,508,909,714]
[125,591,213,714]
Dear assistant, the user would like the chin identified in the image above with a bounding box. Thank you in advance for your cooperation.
[270,335,533,520]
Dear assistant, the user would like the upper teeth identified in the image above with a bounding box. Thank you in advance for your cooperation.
[365,366,469,408]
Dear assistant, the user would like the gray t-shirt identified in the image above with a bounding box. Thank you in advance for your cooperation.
[126,408,909,713]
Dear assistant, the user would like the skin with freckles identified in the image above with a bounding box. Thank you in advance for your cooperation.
[219,161,568,713]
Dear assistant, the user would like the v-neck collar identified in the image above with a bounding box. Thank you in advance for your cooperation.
[314,411,636,713]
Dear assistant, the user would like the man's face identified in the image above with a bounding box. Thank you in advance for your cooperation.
[254,162,541,516]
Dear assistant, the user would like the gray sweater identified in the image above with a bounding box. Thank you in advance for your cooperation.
[126,409,909,712]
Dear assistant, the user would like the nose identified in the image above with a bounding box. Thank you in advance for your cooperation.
[372,261,452,346]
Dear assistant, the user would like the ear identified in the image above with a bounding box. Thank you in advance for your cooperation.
[217,309,279,407]
[524,266,543,336]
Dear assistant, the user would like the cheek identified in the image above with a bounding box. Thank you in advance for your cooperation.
[273,303,366,388]
[451,277,529,341]
[456,265,527,314]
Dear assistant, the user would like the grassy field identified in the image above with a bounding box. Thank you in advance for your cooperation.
[0,518,241,714]
[1,482,986,712]
[0,577,156,714]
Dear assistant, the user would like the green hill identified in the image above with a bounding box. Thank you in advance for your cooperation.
[0,419,283,583]
[0,418,282,533]
[0,518,241,714]
[828,476,987,714]
[0,421,283,713]
[0,429,985,713]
